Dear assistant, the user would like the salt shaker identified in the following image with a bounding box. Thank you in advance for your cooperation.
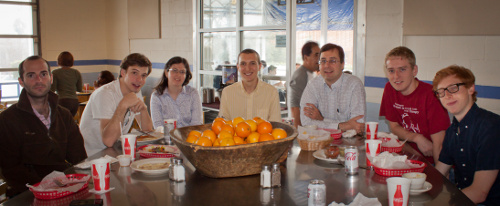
[169,157,185,182]
[260,165,271,188]
[168,158,176,181]
[271,163,281,187]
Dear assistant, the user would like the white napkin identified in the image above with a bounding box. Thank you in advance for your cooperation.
[342,129,356,138]
[329,193,381,206]
[26,171,90,193]
[297,126,330,141]
[74,155,118,169]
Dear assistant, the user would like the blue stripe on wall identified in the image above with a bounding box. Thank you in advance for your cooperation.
[364,76,500,99]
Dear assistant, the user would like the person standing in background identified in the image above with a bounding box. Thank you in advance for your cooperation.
[289,41,320,127]
[50,51,82,116]
[93,70,115,89]
[150,56,203,128]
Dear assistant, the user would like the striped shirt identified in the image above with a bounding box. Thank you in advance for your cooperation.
[150,85,203,128]
[32,105,51,129]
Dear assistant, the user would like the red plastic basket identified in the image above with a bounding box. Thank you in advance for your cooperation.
[137,144,179,158]
[381,145,403,153]
[29,174,89,200]
[373,160,426,177]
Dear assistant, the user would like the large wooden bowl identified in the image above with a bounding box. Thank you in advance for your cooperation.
[170,121,297,178]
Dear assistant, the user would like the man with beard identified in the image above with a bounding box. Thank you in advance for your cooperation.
[0,56,87,197]
[80,53,153,156]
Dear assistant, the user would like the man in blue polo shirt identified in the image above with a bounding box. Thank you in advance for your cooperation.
[433,65,500,205]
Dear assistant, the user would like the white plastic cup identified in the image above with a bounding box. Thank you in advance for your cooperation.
[402,172,427,190]
[117,155,131,167]
[365,139,382,167]
[91,158,111,192]
[121,134,137,161]
[387,177,411,206]
[365,122,379,139]
[83,83,90,93]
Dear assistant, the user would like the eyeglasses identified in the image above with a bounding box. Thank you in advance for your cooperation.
[319,59,338,65]
[169,69,186,75]
[434,83,466,98]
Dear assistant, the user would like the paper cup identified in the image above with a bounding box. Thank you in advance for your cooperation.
[281,117,294,126]
[117,155,131,167]
[121,134,137,161]
[92,158,111,192]
[83,83,90,92]
[365,139,382,167]
[387,177,411,206]
[365,122,379,139]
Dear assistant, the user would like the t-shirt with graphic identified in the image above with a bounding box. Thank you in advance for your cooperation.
[379,79,450,164]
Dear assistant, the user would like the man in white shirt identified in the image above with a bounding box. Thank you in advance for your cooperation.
[80,53,154,156]
[300,43,365,133]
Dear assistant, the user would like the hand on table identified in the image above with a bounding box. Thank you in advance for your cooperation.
[304,103,324,121]
[338,115,364,133]
[413,134,433,156]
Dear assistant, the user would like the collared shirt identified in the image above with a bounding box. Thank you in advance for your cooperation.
[439,103,500,205]
[32,106,51,129]
[289,65,316,108]
[300,73,366,129]
[219,79,281,122]
[150,85,203,128]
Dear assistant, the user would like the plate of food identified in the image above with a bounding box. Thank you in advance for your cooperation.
[313,147,340,163]
[129,131,164,145]
[137,144,180,158]
[130,158,171,175]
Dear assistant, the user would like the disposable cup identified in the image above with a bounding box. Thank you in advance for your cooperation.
[365,139,382,167]
[117,155,131,167]
[365,122,379,139]
[121,134,137,161]
[92,158,111,192]
[83,83,90,93]
[387,177,411,206]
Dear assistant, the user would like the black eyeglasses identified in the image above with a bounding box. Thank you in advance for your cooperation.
[319,59,338,65]
[434,83,466,98]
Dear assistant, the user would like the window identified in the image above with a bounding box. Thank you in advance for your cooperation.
[0,0,40,101]
[195,0,361,116]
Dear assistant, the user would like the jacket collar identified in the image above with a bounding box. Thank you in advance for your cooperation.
[16,89,59,119]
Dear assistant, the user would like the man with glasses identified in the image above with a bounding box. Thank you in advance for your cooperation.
[219,49,281,122]
[433,65,500,205]
[289,41,320,127]
[300,43,365,133]
[0,56,87,197]
[80,53,154,156]
[379,46,450,164]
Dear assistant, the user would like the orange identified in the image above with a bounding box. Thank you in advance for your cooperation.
[235,121,251,138]
[218,130,233,140]
[259,133,274,142]
[202,130,217,143]
[213,139,220,146]
[220,124,235,136]
[233,136,245,145]
[253,117,265,125]
[214,117,226,123]
[196,136,213,146]
[232,117,245,128]
[246,132,260,143]
[188,130,202,138]
[257,121,273,134]
[245,119,258,132]
[219,138,236,146]
[271,128,287,139]
[211,120,225,135]
[186,135,199,144]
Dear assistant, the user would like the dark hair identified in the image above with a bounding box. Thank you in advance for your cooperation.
[302,41,319,61]
[237,49,261,64]
[320,43,345,63]
[119,53,152,77]
[18,56,51,80]
[96,70,115,88]
[154,56,192,95]
[385,46,416,68]
[57,51,74,67]
[260,60,267,68]
[433,65,477,102]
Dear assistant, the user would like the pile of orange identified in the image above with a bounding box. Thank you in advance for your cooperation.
[185,117,287,147]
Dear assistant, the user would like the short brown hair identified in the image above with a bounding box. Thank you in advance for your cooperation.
[384,46,416,68]
[237,49,261,64]
[320,43,345,63]
[119,53,152,77]
[19,56,51,81]
[57,51,74,67]
[432,65,477,102]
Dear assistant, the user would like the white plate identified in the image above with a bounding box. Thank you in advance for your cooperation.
[126,131,164,145]
[130,158,171,175]
[410,181,432,195]
[313,149,339,163]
